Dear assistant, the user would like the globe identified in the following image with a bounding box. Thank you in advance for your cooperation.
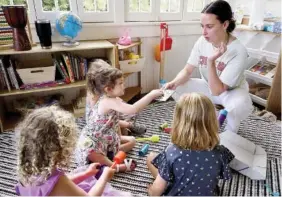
[55,12,82,46]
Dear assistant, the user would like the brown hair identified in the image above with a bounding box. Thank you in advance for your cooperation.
[86,59,123,96]
[16,106,77,185]
[202,0,236,33]
[171,93,219,150]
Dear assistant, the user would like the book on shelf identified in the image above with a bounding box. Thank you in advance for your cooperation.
[0,56,22,92]
[249,61,276,79]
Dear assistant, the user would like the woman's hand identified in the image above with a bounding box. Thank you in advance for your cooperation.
[208,42,227,62]
[164,81,177,90]
[85,163,101,176]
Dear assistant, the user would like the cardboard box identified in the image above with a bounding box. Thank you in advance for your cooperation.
[220,130,267,180]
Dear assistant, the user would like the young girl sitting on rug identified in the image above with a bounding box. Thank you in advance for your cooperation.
[146,93,234,196]
[15,106,131,196]
[77,59,163,172]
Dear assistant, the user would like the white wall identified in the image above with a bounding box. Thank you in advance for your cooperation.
[138,35,200,92]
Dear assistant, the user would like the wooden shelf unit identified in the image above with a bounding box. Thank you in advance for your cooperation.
[0,39,144,131]
[235,28,281,114]
[0,80,87,97]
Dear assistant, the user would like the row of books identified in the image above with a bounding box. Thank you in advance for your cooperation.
[53,53,88,83]
[249,61,276,79]
[0,53,112,92]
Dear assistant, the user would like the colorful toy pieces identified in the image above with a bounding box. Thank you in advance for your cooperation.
[136,135,160,143]
[159,122,171,133]
[111,151,126,168]
[95,151,127,179]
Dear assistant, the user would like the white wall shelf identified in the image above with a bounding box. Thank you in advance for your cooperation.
[245,70,273,86]
[235,27,281,107]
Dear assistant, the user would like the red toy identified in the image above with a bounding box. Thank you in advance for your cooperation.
[163,127,172,133]
[160,23,172,51]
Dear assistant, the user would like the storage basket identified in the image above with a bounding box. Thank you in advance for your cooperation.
[119,57,145,73]
[17,65,55,84]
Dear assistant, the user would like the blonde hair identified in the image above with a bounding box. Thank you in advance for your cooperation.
[16,106,77,185]
[171,93,219,150]
[86,59,123,96]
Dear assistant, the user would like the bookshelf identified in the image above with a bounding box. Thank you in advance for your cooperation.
[0,39,143,132]
[234,28,281,112]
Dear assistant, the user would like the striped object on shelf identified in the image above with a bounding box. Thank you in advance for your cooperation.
[0,8,13,46]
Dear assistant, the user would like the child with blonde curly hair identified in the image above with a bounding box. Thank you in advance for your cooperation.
[15,106,130,196]
[146,93,234,196]
[77,59,163,172]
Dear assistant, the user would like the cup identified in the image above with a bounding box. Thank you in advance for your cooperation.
[35,19,52,49]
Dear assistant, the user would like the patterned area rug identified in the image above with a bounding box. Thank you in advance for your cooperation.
[0,101,281,196]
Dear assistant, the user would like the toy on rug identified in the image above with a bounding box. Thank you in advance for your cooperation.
[95,151,132,179]
[111,151,126,168]
[139,144,149,156]
[159,122,171,133]
[136,135,160,143]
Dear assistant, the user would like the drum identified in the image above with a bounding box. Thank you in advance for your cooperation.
[1,5,31,51]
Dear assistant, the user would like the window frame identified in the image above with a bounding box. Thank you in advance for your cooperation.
[158,0,184,21]
[76,0,114,22]
[3,0,218,23]
[33,0,79,23]
[125,0,156,22]
[182,0,211,21]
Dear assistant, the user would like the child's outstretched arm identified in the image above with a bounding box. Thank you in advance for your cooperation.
[148,174,168,196]
[68,163,100,184]
[105,89,163,115]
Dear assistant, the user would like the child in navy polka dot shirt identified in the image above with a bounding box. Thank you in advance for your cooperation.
[146,93,234,196]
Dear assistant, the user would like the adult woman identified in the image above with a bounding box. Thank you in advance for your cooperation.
[165,0,253,133]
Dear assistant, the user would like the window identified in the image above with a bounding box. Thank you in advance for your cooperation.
[125,0,155,21]
[1,0,218,23]
[33,0,113,22]
[125,0,183,21]
[76,0,114,22]
[33,0,77,22]
[183,0,210,21]
[159,0,183,21]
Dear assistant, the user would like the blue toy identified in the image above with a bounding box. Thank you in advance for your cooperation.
[139,144,149,156]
